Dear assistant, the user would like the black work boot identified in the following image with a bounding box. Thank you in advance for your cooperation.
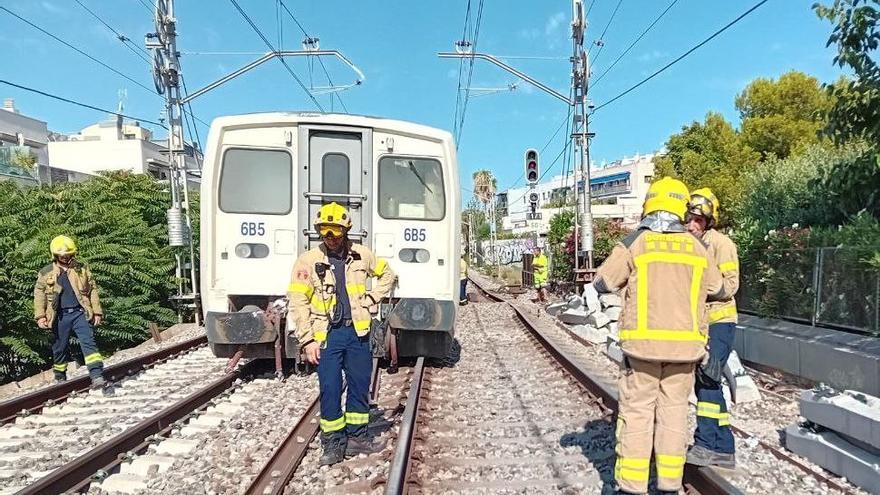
[91,375,114,396]
[319,434,347,466]
[53,373,67,384]
[686,445,735,469]
[345,435,386,458]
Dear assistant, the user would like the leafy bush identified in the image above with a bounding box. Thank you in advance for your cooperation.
[0,172,190,383]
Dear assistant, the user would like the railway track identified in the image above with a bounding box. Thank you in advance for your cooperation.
[470,274,868,495]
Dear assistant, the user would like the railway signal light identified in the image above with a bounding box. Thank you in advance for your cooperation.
[525,149,539,185]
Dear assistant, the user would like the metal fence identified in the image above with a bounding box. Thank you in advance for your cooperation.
[739,246,880,334]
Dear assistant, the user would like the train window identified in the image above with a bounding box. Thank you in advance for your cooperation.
[219,148,292,214]
[378,157,445,220]
[322,153,350,194]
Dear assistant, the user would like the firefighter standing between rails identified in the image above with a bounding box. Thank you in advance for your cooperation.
[585,177,728,495]
[287,202,396,466]
[34,235,108,390]
[532,245,549,303]
[684,188,740,469]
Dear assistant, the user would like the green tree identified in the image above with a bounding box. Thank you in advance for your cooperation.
[735,71,831,159]
[653,112,759,224]
[0,172,181,383]
[10,149,37,177]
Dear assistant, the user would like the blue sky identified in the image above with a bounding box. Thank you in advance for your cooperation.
[2,0,845,195]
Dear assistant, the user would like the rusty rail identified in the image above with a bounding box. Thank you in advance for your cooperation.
[1,334,207,424]
[383,357,425,495]
[468,276,744,495]
[19,358,254,495]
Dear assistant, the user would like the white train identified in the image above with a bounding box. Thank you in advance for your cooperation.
[199,112,460,370]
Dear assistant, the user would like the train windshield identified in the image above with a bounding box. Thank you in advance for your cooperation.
[378,157,445,220]
[219,148,292,214]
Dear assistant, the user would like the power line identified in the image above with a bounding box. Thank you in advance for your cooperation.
[133,0,155,15]
[180,75,206,150]
[0,78,166,128]
[594,0,771,113]
[502,109,572,191]
[588,0,624,64]
[227,0,325,111]
[73,0,152,64]
[1,6,157,97]
[278,0,348,113]
[509,137,572,207]
[591,0,679,89]
[452,0,474,143]
[456,0,486,147]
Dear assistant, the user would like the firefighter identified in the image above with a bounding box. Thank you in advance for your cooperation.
[587,177,728,495]
[532,245,549,303]
[287,202,397,466]
[34,235,107,389]
[459,256,468,305]
[684,188,739,469]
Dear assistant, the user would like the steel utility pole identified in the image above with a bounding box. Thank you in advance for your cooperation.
[438,0,596,272]
[148,0,199,324]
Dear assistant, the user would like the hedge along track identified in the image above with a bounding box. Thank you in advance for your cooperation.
[447,277,744,495]
[0,336,233,493]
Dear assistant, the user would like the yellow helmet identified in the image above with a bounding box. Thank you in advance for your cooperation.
[643,177,691,221]
[49,235,77,256]
[314,202,352,237]
[689,187,720,224]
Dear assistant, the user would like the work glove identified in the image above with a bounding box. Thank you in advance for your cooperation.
[698,346,725,386]
[582,282,600,313]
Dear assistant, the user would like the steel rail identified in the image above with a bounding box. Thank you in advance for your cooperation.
[467,276,745,495]
[17,359,256,495]
[1,334,207,424]
[383,356,425,495]
[244,397,321,495]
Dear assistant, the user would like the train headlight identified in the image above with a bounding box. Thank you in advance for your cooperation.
[414,249,430,263]
[235,243,253,258]
[234,243,270,259]
[399,248,430,263]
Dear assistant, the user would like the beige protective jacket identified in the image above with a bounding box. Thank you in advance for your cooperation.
[703,229,739,324]
[287,243,396,346]
[594,229,727,363]
[34,261,103,326]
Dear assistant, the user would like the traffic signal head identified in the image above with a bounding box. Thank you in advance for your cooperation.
[525,149,539,185]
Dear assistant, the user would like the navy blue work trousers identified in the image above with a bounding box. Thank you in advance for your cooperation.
[693,322,736,454]
[317,325,372,439]
[460,279,467,302]
[52,309,103,379]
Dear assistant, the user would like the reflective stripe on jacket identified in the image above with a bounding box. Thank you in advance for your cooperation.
[703,229,739,324]
[287,243,396,346]
[593,229,725,363]
[33,261,103,327]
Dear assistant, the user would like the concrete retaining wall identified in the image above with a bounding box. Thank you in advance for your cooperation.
[734,315,880,396]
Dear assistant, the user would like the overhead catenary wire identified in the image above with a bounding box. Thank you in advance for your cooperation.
[452,0,474,145]
[227,0,325,111]
[0,78,166,128]
[591,0,679,88]
[278,0,349,113]
[72,0,152,64]
[588,0,624,65]
[594,0,771,112]
[501,109,572,192]
[455,0,486,147]
[1,6,157,97]
[133,0,155,15]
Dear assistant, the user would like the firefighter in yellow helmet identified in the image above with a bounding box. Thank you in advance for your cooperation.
[684,187,740,469]
[34,235,108,390]
[287,202,396,466]
[586,178,728,494]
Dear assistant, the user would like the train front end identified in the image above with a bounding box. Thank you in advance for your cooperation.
[200,113,460,365]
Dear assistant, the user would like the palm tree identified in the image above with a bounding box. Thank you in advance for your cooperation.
[472,169,496,205]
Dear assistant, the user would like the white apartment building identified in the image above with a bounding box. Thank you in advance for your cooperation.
[48,116,201,188]
[0,98,48,185]
[499,152,657,235]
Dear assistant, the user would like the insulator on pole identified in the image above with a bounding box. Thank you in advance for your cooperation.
[167,207,189,247]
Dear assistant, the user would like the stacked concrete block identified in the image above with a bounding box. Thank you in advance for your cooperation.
[605,336,624,364]
[545,301,568,316]
[570,324,611,345]
[783,387,880,494]
[559,307,590,325]
[723,351,761,404]
[588,311,612,329]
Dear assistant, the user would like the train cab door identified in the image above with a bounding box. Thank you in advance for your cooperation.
[297,128,373,252]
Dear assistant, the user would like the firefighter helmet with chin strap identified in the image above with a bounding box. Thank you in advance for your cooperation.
[50,235,77,256]
[643,177,691,221]
[689,187,720,226]
[314,202,352,238]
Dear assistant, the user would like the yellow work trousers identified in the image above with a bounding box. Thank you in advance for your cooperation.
[615,357,695,494]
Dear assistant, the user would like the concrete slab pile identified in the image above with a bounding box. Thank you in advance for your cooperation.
[785,386,880,494]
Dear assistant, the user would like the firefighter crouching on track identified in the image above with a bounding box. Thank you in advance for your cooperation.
[586,177,728,495]
[532,246,549,303]
[287,202,397,466]
[34,235,108,389]
[684,188,740,469]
